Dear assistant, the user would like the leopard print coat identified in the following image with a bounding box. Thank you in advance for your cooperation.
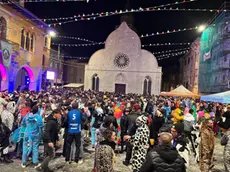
[96,144,116,172]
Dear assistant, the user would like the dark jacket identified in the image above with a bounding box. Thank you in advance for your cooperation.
[139,145,186,172]
[120,114,129,136]
[43,115,59,144]
[127,112,139,135]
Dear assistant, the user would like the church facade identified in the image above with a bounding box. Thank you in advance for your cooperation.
[84,22,162,95]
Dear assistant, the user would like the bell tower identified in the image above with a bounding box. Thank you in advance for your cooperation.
[120,0,136,31]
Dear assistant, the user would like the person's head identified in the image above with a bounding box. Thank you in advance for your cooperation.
[124,108,130,115]
[171,126,177,138]
[72,102,78,110]
[227,105,230,112]
[136,115,147,127]
[53,109,61,119]
[103,117,114,129]
[31,105,39,114]
[204,118,214,129]
[103,129,116,142]
[189,109,194,114]
[158,132,173,145]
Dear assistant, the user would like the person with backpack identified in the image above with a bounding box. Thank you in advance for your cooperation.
[20,105,43,169]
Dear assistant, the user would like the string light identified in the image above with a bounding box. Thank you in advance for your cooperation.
[56,35,98,43]
[156,50,189,59]
[52,26,202,47]
[153,48,190,55]
[142,42,191,47]
[46,8,228,27]
[18,0,197,22]
[141,26,197,38]
[0,0,87,4]
[52,42,104,47]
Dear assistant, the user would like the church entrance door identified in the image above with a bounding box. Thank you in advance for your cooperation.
[115,84,126,94]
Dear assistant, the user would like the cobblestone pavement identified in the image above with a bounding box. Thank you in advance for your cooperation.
[0,137,225,172]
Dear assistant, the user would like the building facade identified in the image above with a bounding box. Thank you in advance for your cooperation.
[179,39,200,94]
[84,22,162,95]
[63,60,85,84]
[0,1,54,91]
[199,2,230,93]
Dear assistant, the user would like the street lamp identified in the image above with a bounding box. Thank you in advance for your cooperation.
[198,25,206,32]
[48,30,56,37]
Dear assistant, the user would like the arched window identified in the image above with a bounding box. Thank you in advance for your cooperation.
[92,74,99,91]
[21,29,25,48]
[143,76,152,95]
[30,33,35,52]
[0,17,7,40]
[25,32,30,50]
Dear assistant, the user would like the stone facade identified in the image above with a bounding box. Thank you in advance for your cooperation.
[84,22,162,95]
[0,3,54,91]
[179,39,200,94]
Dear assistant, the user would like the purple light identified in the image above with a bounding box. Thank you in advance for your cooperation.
[23,66,34,82]
[0,64,7,81]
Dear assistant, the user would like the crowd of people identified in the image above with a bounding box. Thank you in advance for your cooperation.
[0,89,229,172]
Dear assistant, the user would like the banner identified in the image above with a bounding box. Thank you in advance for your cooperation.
[1,40,12,67]
[203,51,211,61]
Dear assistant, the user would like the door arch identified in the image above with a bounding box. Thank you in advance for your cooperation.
[0,64,7,90]
[15,66,34,91]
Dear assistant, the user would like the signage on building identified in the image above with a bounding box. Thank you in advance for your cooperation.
[1,40,12,67]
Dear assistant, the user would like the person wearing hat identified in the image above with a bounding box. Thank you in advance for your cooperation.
[124,115,150,172]
[139,132,186,172]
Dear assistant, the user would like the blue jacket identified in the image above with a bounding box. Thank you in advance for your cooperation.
[67,109,85,134]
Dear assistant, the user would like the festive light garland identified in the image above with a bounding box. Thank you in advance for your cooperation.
[141,26,197,38]
[46,8,229,27]
[56,35,98,43]
[18,0,197,22]
[52,42,104,47]
[156,50,189,59]
[0,0,88,4]
[52,26,201,47]
[142,42,191,47]
[153,47,190,55]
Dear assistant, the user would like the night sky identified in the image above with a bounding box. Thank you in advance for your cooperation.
[25,0,223,67]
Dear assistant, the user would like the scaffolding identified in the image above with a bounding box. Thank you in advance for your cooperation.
[199,2,230,93]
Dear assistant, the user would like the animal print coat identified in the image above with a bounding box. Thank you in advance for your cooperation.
[96,142,116,172]
[130,123,150,172]
[199,127,215,172]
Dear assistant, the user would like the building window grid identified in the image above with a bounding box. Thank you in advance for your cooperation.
[20,28,35,52]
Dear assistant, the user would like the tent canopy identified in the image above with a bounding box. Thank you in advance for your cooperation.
[200,90,230,103]
[63,83,84,88]
[160,85,200,98]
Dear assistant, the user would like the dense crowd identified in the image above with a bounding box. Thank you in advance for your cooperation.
[0,89,229,172]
